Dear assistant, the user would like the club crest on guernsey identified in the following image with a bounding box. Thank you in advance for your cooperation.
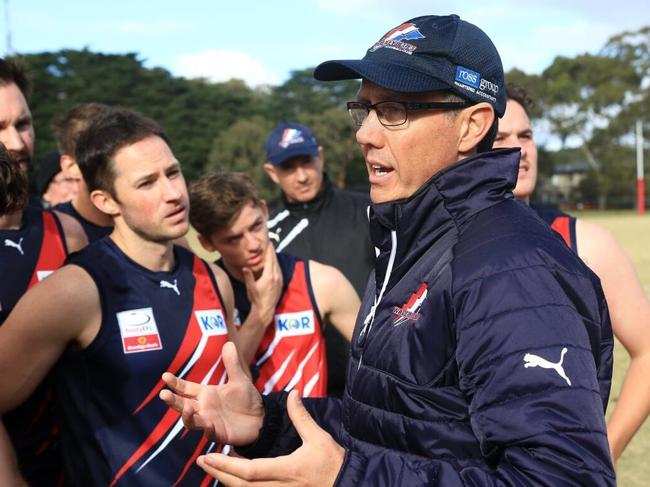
[159,279,180,296]
[4,237,24,255]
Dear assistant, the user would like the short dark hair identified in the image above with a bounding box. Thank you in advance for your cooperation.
[0,143,28,215]
[76,108,170,197]
[52,103,113,156]
[0,57,31,101]
[505,82,533,116]
[189,171,262,238]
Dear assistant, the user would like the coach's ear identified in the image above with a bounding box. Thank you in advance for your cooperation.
[457,102,495,156]
[90,189,120,217]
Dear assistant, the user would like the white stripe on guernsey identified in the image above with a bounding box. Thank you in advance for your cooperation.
[267,209,290,228]
[283,341,320,393]
[303,371,320,398]
[262,350,296,395]
[201,356,223,385]
[136,416,187,473]
[136,355,223,473]
[276,218,309,253]
[177,335,209,379]
[255,334,283,367]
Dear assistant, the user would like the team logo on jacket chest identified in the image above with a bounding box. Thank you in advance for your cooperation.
[274,310,315,337]
[392,283,428,326]
[116,307,163,353]
[195,309,228,336]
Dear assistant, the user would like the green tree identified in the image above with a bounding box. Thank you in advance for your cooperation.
[207,116,277,201]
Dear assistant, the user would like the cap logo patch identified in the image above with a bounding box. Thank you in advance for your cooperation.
[279,128,305,149]
[369,22,424,55]
[454,65,499,103]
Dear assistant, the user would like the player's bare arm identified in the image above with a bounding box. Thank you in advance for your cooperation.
[0,264,100,476]
[577,219,650,460]
[0,264,100,413]
[55,210,88,252]
[309,260,359,341]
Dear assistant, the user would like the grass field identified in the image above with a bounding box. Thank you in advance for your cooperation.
[578,211,650,486]
[188,211,650,484]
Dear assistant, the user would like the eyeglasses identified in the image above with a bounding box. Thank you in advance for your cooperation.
[346,100,473,127]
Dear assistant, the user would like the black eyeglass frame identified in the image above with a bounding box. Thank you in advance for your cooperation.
[346,100,474,127]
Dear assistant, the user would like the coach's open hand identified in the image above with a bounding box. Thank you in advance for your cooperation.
[159,341,264,446]
[196,389,345,486]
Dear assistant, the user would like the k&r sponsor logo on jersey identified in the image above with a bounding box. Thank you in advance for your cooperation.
[274,310,315,337]
[195,309,228,336]
[116,307,163,354]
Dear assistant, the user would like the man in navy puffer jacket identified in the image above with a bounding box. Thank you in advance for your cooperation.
[160,14,615,486]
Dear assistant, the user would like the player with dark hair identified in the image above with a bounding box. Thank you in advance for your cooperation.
[0,108,238,485]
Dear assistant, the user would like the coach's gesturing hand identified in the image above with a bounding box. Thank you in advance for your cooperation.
[196,389,345,487]
[159,341,264,446]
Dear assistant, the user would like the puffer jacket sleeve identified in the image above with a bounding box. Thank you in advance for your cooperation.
[236,392,344,458]
[333,263,615,486]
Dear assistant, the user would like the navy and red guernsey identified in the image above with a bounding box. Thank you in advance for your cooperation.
[221,253,327,398]
[1,205,68,487]
[0,205,68,323]
[531,204,578,253]
[58,238,230,486]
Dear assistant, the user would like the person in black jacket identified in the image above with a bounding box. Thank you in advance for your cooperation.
[264,122,374,397]
[160,14,615,486]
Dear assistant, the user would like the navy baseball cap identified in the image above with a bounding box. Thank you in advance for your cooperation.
[265,122,320,166]
[314,15,506,117]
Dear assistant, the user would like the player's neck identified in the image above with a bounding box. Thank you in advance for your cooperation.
[111,229,176,273]
[73,193,113,227]
[0,210,23,230]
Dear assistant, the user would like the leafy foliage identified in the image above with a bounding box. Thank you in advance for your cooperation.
[12,25,650,208]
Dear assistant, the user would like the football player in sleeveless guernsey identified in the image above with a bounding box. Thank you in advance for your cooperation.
[1,58,87,486]
[493,82,650,462]
[0,109,238,485]
[189,172,359,398]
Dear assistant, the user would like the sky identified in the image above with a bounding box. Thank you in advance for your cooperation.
[4,0,650,88]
